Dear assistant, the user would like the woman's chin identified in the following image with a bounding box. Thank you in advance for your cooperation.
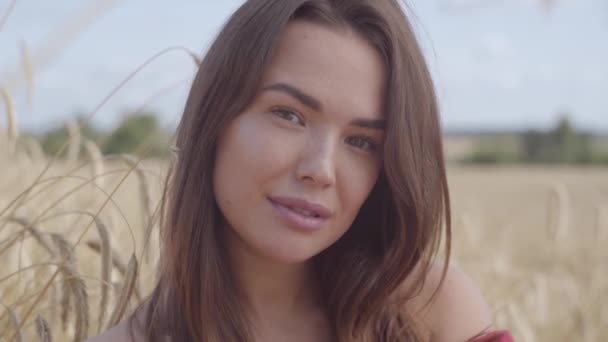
[258,244,319,265]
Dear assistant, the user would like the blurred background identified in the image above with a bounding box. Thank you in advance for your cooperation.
[0,1,606,341]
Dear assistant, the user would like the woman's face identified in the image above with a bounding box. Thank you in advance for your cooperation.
[214,20,386,263]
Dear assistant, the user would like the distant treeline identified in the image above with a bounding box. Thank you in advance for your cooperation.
[460,116,608,165]
[32,112,607,165]
[36,111,171,158]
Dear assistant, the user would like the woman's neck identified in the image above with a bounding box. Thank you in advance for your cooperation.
[225,230,321,319]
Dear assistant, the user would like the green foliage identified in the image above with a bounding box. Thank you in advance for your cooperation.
[463,114,606,165]
[37,111,170,159]
[102,112,169,157]
[520,116,593,164]
[39,114,103,157]
[463,136,520,164]
[465,149,520,164]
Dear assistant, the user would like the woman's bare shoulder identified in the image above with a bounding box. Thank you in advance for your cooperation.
[403,260,493,342]
[86,321,142,342]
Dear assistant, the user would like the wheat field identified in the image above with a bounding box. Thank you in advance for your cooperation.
[0,137,606,341]
[1,2,607,339]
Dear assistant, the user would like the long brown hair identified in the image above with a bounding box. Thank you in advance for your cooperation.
[128,0,451,341]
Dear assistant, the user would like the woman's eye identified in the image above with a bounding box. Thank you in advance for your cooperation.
[346,136,377,152]
[271,108,304,126]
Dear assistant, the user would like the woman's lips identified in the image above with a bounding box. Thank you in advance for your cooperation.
[267,196,331,231]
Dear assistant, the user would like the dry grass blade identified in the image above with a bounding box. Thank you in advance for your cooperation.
[83,139,105,189]
[71,274,89,342]
[0,233,22,257]
[1,86,18,155]
[51,234,73,332]
[89,239,146,309]
[35,315,53,342]
[20,40,35,108]
[86,239,142,308]
[3,0,121,91]
[64,210,112,331]
[547,183,570,242]
[112,154,154,261]
[185,48,202,66]
[0,0,17,32]
[3,304,23,342]
[507,302,534,341]
[5,129,147,342]
[107,254,138,328]
[23,137,45,160]
[50,233,89,340]
[594,204,608,241]
[66,119,81,162]
[0,45,197,239]
[49,283,58,326]
[5,215,56,257]
[85,239,125,274]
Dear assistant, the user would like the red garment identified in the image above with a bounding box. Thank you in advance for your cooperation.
[469,330,514,342]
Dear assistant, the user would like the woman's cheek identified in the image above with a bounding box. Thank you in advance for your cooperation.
[339,154,381,211]
[250,118,303,168]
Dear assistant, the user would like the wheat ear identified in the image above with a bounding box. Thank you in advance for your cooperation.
[107,254,138,328]
[35,315,53,342]
[83,139,105,190]
[1,86,18,155]
[67,210,112,331]
[51,233,89,341]
[6,215,56,257]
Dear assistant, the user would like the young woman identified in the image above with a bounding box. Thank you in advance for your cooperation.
[90,0,513,341]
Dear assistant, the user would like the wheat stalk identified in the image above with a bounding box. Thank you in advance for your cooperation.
[3,304,23,342]
[547,183,570,242]
[52,235,73,332]
[49,282,58,327]
[83,139,105,189]
[0,44,205,229]
[5,215,56,257]
[23,137,45,161]
[19,40,35,109]
[458,211,482,246]
[84,239,142,301]
[1,86,18,156]
[35,315,53,342]
[506,302,534,342]
[3,47,190,342]
[0,0,17,32]
[185,49,202,66]
[594,204,607,241]
[66,119,81,162]
[50,233,89,341]
[64,210,112,331]
[85,240,125,274]
[532,274,548,324]
[106,254,138,328]
[111,154,154,261]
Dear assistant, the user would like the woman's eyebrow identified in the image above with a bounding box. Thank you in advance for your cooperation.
[350,118,385,130]
[262,82,322,111]
[262,82,385,130]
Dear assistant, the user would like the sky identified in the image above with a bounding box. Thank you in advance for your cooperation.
[0,0,607,134]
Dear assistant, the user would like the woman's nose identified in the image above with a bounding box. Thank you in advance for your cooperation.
[294,135,336,188]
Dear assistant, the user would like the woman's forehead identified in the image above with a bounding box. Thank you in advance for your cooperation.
[260,20,387,120]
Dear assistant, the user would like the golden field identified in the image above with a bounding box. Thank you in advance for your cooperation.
[0,143,606,341]
[1,2,607,339]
